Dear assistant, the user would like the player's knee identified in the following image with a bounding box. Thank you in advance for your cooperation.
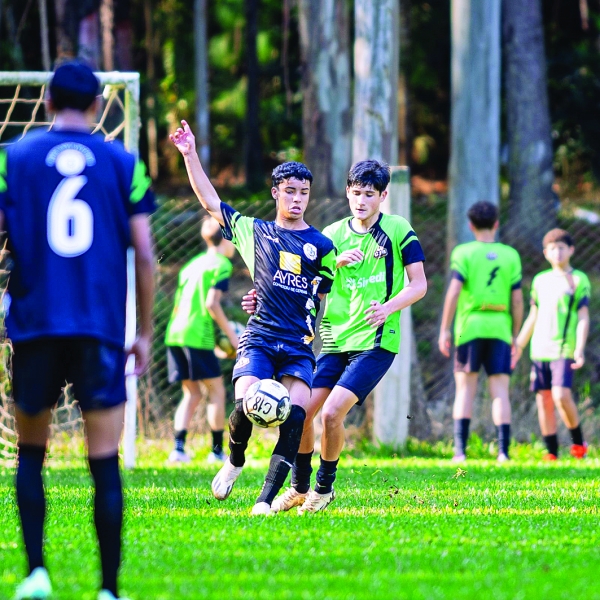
[280,405,306,436]
[321,404,344,429]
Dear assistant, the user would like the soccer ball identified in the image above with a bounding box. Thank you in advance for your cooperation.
[216,321,245,358]
[243,379,291,428]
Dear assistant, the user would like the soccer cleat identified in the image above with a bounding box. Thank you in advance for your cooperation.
[250,502,273,516]
[211,458,243,500]
[543,453,558,461]
[570,442,588,459]
[98,591,131,600]
[271,487,308,513]
[167,449,191,464]
[497,453,510,463]
[14,567,52,600]
[451,454,466,463]
[297,489,335,514]
[207,450,227,464]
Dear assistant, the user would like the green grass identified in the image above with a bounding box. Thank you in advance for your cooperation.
[1,446,600,600]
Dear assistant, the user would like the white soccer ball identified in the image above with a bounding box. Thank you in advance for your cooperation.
[243,379,291,428]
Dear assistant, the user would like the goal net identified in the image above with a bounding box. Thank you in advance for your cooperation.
[0,71,140,465]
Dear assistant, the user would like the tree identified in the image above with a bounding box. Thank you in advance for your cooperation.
[352,0,399,165]
[245,0,262,191]
[298,0,351,221]
[194,0,210,170]
[447,0,501,250]
[503,0,556,249]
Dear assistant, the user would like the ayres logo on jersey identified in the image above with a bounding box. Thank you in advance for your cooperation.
[274,251,309,294]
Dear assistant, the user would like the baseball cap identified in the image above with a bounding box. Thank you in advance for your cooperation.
[50,61,100,97]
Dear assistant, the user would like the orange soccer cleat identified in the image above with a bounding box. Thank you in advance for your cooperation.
[570,442,588,459]
[542,453,558,461]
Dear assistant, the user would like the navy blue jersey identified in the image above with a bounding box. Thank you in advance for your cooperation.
[220,202,336,347]
[0,129,155,347]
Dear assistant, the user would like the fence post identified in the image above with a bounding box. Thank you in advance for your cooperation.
[373,166,411,447]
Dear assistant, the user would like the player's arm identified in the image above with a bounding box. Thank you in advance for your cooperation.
[513,304,537,368]
[169,120,223,224]
[572,305,590,370]
[438,277,462,358]
[129,214,155,375]
[206,288,239,352]
[510,287,524,341]
[365,261,427,328]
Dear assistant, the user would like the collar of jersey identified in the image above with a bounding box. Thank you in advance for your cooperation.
[347,212,383,235]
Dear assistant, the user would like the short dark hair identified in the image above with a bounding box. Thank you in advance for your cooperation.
[543,228,574,248]
[347,160,391,193]
[271,161,313,188]
[467,201,498,230]
[49,61,99,112]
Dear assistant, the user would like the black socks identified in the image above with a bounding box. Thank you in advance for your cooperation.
[174,429,187,452]
[543,434,559,456]
[16,444,46,574]
[315,457,339,494]
[292,451,313,494]
[212,430,224,454]
[89,454,123,597]
[454,418,470,456]
[497,423,511,457]
[228,400,253,467]
[569,425,584,446]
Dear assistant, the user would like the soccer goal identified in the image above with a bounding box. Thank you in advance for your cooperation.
[0,71,141,468]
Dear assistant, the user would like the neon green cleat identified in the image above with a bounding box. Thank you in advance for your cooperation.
[14,567,52,600]
[98,590,131,600]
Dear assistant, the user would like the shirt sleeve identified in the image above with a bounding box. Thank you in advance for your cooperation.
[211,259,233,292]
[317,245,337,295]
[450,246,467,281]
[220,202,254,245]
[0,149,8,211]
[511,251,523,289]
[530,276,538,307]
[576,273,591,309]
[128,160,155,215]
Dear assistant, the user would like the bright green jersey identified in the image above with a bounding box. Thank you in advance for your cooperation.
[319,213,425,354]
[165,251,232,350]
[530,269,590,361]
[451,241,522,345]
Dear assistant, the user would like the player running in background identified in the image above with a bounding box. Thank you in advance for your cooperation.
[0,62,155,600]
[258,160,427,514]
[165,216,239,464]
[513,229,590,460]
[170,120,336,515]
[438,201,523,463]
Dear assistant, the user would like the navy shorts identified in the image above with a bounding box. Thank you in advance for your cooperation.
[530,359,574,392]
[454,338,512,376]
[167,346,221,383]
[232,335,315,388]
[12,337,126,415]
[312,347,396,405]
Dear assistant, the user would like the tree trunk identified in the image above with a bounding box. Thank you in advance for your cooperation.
[114,0,133,70]
[352,0,399,165]
[38,0,51,71]
[100,0,114,70]
[503,0,556,251]
[54,0,76,60]
[194,0,210,171]
[144,0,158,179]
[447,0,501,251]
[245,0,263,191]
[298,0,351,227]
[78,8,100,68]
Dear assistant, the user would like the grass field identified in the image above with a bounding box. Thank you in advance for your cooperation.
[1,443,599,600]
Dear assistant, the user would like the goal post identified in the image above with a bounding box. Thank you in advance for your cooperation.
[0,70,141,468]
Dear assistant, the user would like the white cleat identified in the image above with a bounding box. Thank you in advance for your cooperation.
[451,454,466,463]
[207,450,227,464]
[211,458,243,500]
[271,487,308,513]
[98,591,132,600]
[297,489,335,515]
[250,502,273,516]
[497,453,510,463]
[167,449,191,464]
[14,567,52,600]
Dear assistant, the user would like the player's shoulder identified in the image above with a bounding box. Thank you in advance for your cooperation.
[322,217,350,240]
[496,242,521,261]
[305,225,336,253]
[380,213,413,234]
[573,269,591,286]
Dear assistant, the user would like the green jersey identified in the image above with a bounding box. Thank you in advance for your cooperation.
[451,241,522,345]
[530,269,590,361]
[319,213,425,354]
[165,251,233,350]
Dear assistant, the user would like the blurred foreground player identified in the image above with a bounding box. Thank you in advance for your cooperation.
[0,62,155,600]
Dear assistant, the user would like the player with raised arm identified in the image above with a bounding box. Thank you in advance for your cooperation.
[0,62,155,600]
[170,120,336,515]
[165,216,238,464]
[438,201,523,463]
[513,229,590,460]
[252,160,427,514]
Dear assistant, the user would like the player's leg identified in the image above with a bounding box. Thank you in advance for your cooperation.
[170,379,204,463]
[453,340,481,460]
[12,339,65,600]
[203,376,226,461]
[530,361,558,459]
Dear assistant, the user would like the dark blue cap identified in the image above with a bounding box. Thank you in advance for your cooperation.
[50,62,100,97]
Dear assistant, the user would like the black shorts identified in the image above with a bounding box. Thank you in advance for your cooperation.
[167,346,221,383]
[530,359,574,392]
[12,337,126,415]
[454,338,512,376]
[313,347,396,405]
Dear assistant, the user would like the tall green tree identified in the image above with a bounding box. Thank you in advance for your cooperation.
[503,0,555,249]
[245,0,262,190]
[447,0,501,250]
[194,0,210,170]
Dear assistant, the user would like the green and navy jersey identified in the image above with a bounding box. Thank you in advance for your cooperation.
[529,269,590,361]
[0,129,154,347]
[319,213,425,354]
[220,202,335,347]
[451,241,522,346]
[165,251,232,350]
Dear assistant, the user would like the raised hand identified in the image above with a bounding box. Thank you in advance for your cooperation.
[241,288,257,315]
[438,328,452,358]
[364,300,389,328]
[169,120,196,156]
[337,249,364,268]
